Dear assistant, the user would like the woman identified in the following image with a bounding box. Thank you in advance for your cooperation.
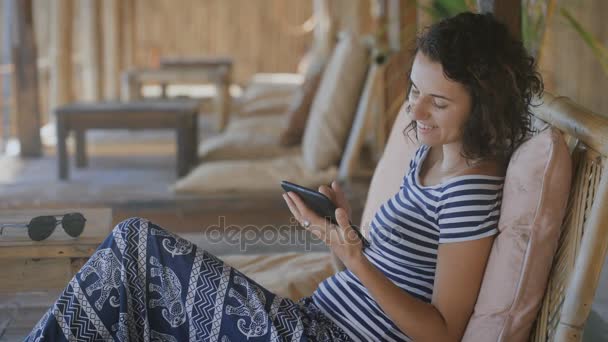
[27,12,542,342]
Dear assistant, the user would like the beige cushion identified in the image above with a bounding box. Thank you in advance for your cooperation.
[302,31,368,171]
[235,73,303,117]
[198,133,298,162]
[248,73,304,89]
[225,115,285,135]
[278,34,335,147]
[238,73,303,104]
[279,71,323,146]
[463,127,572,341]
[198,116,298,161]
[359,102,419,235]
[172,155,337,193]
[222,252,334,301]
[237,96,293,117]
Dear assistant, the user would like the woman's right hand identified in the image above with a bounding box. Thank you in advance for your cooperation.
[318,181,352,217]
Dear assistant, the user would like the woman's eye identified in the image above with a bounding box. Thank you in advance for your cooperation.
[433,101,447,109]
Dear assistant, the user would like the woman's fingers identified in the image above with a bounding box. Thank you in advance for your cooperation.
[318,185,335,203]
[282,194,302,221]
[331,181,345,203]
[335,208,356,242]
[335,207,350,227]
[286,192,328,241]
[332,181,351,215]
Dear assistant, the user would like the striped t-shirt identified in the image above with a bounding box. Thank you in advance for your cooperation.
[312,145,504,341]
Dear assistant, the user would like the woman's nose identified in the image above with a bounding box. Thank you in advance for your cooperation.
[409,99,429,120]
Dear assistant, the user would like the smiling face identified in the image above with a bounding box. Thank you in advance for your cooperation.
[408,52,473,149]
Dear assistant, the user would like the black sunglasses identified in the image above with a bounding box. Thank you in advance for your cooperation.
[0,213,87,241]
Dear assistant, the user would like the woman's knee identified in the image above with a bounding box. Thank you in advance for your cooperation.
[111,217,152,237]
[111,217,174,239]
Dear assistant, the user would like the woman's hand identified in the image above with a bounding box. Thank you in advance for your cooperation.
[282,181,364,269]
[318,181,352,218]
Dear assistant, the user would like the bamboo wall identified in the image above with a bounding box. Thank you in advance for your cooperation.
[539,0,608,117]
[132,0,314,84]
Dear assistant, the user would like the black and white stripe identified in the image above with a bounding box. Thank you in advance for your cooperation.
[312,145,504,341]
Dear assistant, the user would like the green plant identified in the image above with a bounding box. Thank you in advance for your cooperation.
[417,0,475,23]
[560,7,608,75]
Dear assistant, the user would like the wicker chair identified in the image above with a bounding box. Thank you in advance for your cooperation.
[528,93,608,341]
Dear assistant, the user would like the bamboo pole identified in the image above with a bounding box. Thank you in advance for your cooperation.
[477,0,522,39]
[11,0,42,157]
[49,0,74,118]
[80,0,103,101]
[121,0,136,71]
[2,0,13,151]
[534,94,608,157]
[102,0,121,100]
[338,63,384,180]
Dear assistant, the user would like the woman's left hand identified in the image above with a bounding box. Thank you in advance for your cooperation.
[282,191,364,269]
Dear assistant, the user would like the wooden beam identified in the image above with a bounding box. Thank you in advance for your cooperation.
[11,0,42,157]
[49,0,74,117]
[2,0,13,149]
[121,0,136,70]
[477,0,522,40]
[80,0,103,101]
[102,0,122,100]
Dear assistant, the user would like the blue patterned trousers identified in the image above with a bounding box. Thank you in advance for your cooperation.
[25,217,353,341]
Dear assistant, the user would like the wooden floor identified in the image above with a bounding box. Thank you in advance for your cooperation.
[0,120,210,208]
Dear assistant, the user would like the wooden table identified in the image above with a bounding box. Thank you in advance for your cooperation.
[122,57,233,131]
[55,100,200,180]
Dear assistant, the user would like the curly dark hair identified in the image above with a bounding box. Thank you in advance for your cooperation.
[404,12,544,166]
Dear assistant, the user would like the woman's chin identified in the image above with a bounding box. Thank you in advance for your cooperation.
[417,135,437,146]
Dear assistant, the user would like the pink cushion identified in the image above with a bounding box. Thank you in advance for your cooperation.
[463,127,572,341]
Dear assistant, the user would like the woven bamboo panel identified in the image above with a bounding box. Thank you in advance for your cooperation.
[132,0,314,84]
[530,143,604,341]
[540,0,608,118]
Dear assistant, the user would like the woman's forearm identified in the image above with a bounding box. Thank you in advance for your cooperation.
[348,256,457,342]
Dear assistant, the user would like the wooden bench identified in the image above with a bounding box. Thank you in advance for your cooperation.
[122,57,233,131]
[55,100,200,180]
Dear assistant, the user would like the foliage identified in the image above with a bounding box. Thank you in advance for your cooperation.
[560,7,608,76]
[417,0,475,23]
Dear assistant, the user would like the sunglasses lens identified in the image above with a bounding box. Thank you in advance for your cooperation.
[62,213,86,237]
[28,216,57,241]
